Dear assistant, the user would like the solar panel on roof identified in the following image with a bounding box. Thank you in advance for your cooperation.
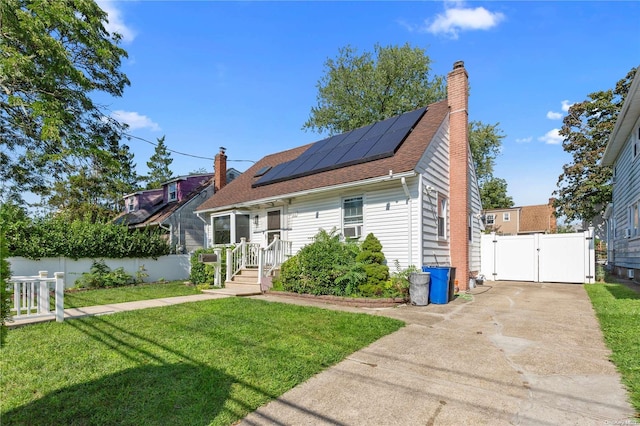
[253,166,272,177]
[252,107,427,187]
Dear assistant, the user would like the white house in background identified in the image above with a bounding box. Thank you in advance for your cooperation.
[195,61,483,290]
[602,66,640,282]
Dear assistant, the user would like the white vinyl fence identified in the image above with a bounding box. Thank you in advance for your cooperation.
[481,229,596,284]
[8,271,65,322]
[7,255,191,288]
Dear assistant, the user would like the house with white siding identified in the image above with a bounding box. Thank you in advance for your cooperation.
[602,67,640,282]
[195,61,483,290]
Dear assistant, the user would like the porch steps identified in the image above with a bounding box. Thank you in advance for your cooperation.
[202,268,262,296]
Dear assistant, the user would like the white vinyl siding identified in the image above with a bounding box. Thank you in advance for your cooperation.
[610,116,640,270]
[285,180,419,268]
[416,118,451,267]
[468,146,483,273]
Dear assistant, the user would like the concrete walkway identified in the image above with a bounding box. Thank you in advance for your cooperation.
[7,281,636,424]
[241,282,636,425]
[7,292,231,327]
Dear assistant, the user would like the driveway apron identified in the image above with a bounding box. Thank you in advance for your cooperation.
[242,281,635,425]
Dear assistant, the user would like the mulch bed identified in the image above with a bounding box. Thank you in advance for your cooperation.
[266,290,407,308]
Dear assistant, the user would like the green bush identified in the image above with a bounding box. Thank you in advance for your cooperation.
[0,232,12,348]
[355,233,389,295]
[3,208,170,260]
[278,229,361,296]
[75,260,135,289]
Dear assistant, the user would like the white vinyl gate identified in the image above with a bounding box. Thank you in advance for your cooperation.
[480,229,596,284]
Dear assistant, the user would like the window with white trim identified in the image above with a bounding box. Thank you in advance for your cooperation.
[213,215,230,244]
[127,198,135,212]
[630,201,640,237]
[486,214,495,225]
[503,212,510,222]
[437,195,447,239]
[168,182,177,201]
[634,127,640,159]
[343,196,363,239]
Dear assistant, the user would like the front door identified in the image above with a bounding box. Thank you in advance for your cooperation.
[266,210,281,244]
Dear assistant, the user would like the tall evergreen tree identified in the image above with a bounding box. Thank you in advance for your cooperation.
[144,136,174,189]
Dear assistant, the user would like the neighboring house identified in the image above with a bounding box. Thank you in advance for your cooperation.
[195,61,483,290]
[602,67,640,282]
[483,199,557,235]
[114,154,240,253]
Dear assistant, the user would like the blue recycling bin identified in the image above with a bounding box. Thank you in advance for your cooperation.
[422,266,450,304]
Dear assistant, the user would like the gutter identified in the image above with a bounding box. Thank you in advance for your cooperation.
[195,170,417,215]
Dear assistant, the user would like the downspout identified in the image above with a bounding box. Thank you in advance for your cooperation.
[401,177,412,267]
[159,223,172,252]
[196,212,209,248]
[418,174,424,267]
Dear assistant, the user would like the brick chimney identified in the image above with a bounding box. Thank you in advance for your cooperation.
[214,147,227,192]
[448,61,470,290]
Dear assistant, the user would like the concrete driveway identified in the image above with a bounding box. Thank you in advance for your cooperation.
[243,281,635,425]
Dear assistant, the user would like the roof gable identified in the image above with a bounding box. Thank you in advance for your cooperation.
[196,100,449,212]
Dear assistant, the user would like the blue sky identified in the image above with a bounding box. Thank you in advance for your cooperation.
[97,0,639,207]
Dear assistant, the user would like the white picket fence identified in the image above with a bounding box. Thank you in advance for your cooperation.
[8,271,65,322]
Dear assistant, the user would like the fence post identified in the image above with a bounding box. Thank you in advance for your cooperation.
[38,271,50,314]
[226,247,232,282]
[13,281,21,317]
[240,237,247,269]
[214,248,222,287]
[55,272,64,323]
[258,249,264,286]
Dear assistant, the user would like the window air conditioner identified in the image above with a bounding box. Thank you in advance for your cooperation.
[624,228,632,238]
[343,225,362,239]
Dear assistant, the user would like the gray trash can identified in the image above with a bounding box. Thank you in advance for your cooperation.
[409,272,430,306]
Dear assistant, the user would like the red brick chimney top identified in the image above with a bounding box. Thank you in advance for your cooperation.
[214,147,227,192]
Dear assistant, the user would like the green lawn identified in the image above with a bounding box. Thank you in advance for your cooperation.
[1,297,404,425]
[62,281,201,308]
[585,282,640,413]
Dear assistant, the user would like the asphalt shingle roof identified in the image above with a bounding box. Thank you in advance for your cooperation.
[196,100,449,212]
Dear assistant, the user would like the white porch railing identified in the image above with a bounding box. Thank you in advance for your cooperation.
[8,271,65,322]
[226,237,292,284]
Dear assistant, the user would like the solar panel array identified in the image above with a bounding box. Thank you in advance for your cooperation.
[253,107,427,187]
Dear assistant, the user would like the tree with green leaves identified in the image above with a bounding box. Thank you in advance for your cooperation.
[555,67,637,222]
[0,0,130,201]
[305,43,513,208]
[303,43,446,135]
[469,121,513,209]
[144,136,174,189]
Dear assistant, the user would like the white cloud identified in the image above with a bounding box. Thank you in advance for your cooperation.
[515,137,533,143]
[538,129,563,145]
[426,4,505,39]
[111,110,160,131]
[96,1,136,43]
[546,111,563,120]
[561,100,573,112]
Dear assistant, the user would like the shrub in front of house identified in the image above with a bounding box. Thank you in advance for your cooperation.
[74,260,135,289]
[277,229,363,296]
[355,233,390,296]
[275,230,411,299]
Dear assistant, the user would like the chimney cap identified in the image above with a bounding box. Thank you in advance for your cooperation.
[453,60,465,70]
[219,147,226,154]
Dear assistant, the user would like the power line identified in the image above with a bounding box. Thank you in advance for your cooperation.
[123,133,256,163]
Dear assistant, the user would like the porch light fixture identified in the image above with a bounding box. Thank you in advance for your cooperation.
[253,215,259,226]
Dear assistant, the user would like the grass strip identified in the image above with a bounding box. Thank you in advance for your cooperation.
[1,297,404,425]
[61,281,200,308]
[585,282,640,413]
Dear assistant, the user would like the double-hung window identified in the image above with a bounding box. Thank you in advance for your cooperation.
[168,182,177,201]
[486,214,495,225]
[503,212,510,222]
[343,196,363,239]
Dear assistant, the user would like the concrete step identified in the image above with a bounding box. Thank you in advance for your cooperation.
[203,283,261,296]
